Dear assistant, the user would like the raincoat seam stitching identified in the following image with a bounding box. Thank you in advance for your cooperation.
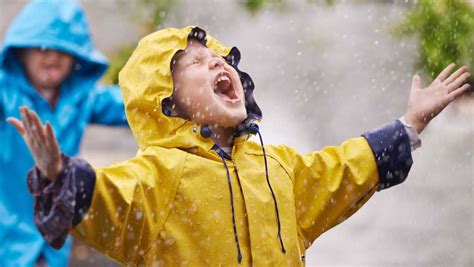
[132,186,148,264]
[149,151,186,242]
[245,151,295,185]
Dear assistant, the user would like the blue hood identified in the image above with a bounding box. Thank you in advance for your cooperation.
[1,0,108,89]
[0,1,129,266]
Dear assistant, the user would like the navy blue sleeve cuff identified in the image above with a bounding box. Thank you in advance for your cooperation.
[362,120,413,191]
[27,154,96,249]
[69,156,96,227]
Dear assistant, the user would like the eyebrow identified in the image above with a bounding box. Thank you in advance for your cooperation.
[172,45,221,68]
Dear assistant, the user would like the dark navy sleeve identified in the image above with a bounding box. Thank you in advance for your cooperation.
[361,120,413,191]
[27,154,96,249]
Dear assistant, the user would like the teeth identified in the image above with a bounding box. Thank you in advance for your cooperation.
[216,75,230,84]
[214,73,233,96]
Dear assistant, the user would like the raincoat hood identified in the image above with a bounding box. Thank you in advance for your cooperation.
[119,26,262,152]
[0,0,108,94]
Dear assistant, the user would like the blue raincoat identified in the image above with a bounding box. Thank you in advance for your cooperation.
[0,0,127,266]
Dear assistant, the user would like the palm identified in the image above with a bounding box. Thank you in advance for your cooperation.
[405,64,471,133]
[7,106,62,181]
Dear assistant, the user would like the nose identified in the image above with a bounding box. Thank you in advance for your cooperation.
[44,50,65,61]
[209,56,225,69]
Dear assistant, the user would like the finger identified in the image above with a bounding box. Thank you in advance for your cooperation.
[18,108,37,151]
[448,83,471,101]
[23,107,44,143]
[434,63,456,82]
[20,107,33,137]
[6,117,26,136]
[45,122,61,158]
[444,66,468,86]
[411,74,422,90]
[447,72,471,93]
[45,122,58,149]
[21,107,43,150]
[26,108,46,141]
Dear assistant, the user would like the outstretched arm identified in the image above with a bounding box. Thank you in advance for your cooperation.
[90,85,128,126]
[7,107,96,248]
[289,64,470,247]
[7,107,181,264]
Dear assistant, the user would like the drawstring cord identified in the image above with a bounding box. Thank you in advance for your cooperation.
[256,130,287,254]
[217,149,243,263]
[207,122,286,263]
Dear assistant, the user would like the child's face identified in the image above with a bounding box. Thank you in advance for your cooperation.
[170,40,247,128]
[18,48,74,91]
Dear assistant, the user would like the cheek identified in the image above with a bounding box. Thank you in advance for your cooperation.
[188,88,215,117]
[59,58,74,76]
[24,63,45,83]
[24,57,42,75]
[182,75,213,105]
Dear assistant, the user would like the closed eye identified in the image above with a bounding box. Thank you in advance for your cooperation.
[186,57,201,66]
[188,53,220,66]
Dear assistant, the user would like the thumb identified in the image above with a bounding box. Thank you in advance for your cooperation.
[411,74,422,90]
[6,117,26,136]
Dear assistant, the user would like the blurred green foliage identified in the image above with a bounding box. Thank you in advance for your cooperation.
[393,0,474,80]
[102,0,174,84]
[103,45,137,84]
[243,0,335,13]
[243,0,268,13]
[138,0,174,31]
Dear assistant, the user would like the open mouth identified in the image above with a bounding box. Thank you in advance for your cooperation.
[213,72,240,103]
[43,65,63,81]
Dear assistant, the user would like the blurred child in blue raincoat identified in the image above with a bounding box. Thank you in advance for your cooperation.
[0,0,128,266]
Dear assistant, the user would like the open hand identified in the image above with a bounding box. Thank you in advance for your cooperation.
[404,64,471,134]
[7,106,62,181]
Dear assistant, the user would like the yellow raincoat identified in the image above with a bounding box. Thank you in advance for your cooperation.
[71,26,380,266]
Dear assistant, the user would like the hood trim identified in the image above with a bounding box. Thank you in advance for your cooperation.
[119,26,262,153]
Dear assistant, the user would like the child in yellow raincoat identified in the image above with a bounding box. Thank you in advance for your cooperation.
[9,26,471,266]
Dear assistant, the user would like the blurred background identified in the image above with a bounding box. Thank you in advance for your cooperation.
[1,0,473,266]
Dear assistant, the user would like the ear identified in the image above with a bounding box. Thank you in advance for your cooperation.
[162,96,183,117]
[168,107,181,117]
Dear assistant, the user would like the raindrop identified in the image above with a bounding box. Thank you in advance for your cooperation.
[136,211,143,220]
[213,210,221,224]
[127,232,135,240]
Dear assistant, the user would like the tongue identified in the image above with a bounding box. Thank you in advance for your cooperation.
[215,79,234,100]
[44,68,62,83]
